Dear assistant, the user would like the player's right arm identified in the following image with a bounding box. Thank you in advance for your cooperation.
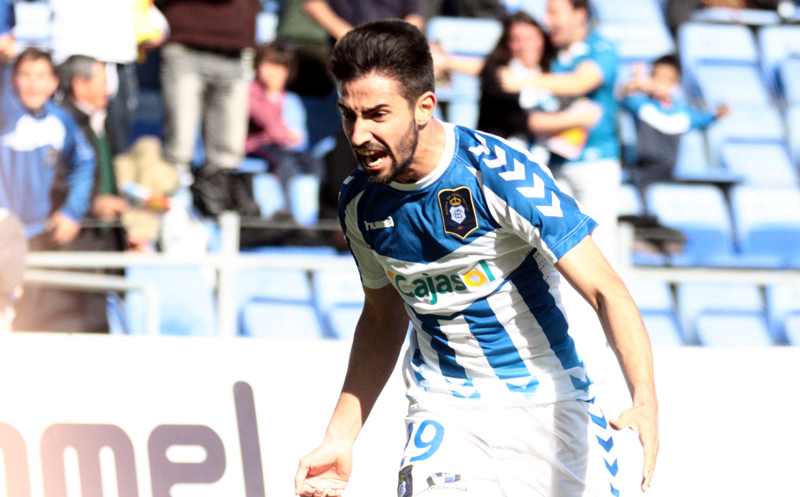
[295,282,409,497]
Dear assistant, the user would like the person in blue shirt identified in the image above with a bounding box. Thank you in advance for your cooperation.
[0,48,96,243]
[295,20,658,497]
[498,0,620,263]
[619,54,730,192]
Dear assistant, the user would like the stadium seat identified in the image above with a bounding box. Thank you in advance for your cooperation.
[252,173,286,218]
[706,107,785,161]
[626,280,674,313]
[646,183,735,265]
[674,131,711,179]
[765,284,800,343]
[518,0,547,24]
[730,185,800,264]
[126,266,217,336]
[719,142,797,186]
[678,23,759,97]
[758,25,800,97]
[788,106,800,165]
[618,183,643,217]
[426,17,502,57]
[691,7,781,26]
[695,312,773,347]
[676,282,764,344]
[12,1,51,49]
[256,11,278,44]
[780,58,800,106]
[694,63,772,108]
[241,301,324,339]
[641,312,685,347]
[784,313,800,346]
[617,111,637,163]
[592,0,664,23]
[313,267,365,339]
[598,24,674,63]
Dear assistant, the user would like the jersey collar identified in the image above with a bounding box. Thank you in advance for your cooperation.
[390,121,456,192]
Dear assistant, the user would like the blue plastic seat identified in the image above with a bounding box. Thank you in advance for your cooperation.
[758,25,800,99]
[784,313,800,346]
[646,183,735,265]
[13,1,52,48]
[641,312,685,347]
[313,267,365,339]
[695,312,773,347]
[706,107,785,161]
[720,142,797,186]
[598,23,674,63]
[788,106,800,164]
[780,58,800,106]
[241,301,323,339]
[618,183,643,217]
[426,17,502,57]
[252,173,286,218]
[730,185,800,264]
[676,282,764,343]
[766,284,800,343]
[674,131,711,179]
[626,280,674,313]
[592,0,664,23]
[126,266,217,336]
[694,63,772,108]
[678,23,759,98]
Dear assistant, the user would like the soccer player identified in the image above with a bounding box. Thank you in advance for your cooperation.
[295,20,658,497]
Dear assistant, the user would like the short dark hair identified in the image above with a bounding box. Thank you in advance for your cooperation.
[566,0,591,13]
[58,54,100,95]
[13,47,55,76]
[329,20,434,105]
[653,54,681,76]
[254,40,297,82]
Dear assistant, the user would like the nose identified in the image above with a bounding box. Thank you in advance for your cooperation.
[349,117,373,148]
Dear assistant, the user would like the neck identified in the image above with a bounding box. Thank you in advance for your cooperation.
[396,119,446,184]
[565,23,589,49]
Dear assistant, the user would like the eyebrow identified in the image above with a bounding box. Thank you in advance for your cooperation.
[337,102,391,115]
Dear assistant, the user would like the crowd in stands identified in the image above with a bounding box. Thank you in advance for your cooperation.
[0,0,798,339]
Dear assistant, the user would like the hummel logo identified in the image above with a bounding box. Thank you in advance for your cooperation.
[364,217,395,231]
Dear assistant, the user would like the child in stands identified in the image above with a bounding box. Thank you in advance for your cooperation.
[620,54,729,191]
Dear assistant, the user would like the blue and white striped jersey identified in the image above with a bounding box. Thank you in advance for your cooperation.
[339,123,598,405]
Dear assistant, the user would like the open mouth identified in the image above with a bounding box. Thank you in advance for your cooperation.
[356,149,390,169]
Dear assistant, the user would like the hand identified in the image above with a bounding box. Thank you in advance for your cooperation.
[610,400,659,492]
[498,66,535,94]
[91,195,129,221]
[715,103,731,119]
[139,32,166,51]
[295,441,353,497]
[47,211,82,246]
[0,33,15,64]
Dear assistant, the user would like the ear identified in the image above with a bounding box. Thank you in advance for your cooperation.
[415,91,437,126]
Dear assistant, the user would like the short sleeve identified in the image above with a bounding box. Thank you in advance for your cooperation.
[587,38,618,87]
[339,184,391,289]
[469,132,597,263]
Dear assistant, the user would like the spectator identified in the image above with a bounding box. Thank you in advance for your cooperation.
[302,0,424,42]
[473,10,601,160]
[619,55,730,192]
[303,0,425,232]
[500,0,620,260]
[0,48,99,332]
[246,41,322,214]
[48,0,142,155]
[58,55,129,248]
[0,209,26,333]
[159,0,260,217]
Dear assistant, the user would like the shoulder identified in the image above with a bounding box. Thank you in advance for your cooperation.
[587,32,617,56]
[47,102,79,130]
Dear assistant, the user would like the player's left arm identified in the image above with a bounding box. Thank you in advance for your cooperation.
[555,236,659,492]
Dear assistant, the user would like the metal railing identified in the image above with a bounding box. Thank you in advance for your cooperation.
[22,215,800,337]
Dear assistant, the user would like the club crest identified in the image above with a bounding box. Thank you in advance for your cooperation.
[398,465,413,497]
[438,187,478,239]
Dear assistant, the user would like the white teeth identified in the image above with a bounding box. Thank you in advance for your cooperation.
[367,155,386,167]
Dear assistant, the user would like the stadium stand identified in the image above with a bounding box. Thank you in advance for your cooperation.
[645,183,735,265]
[313,268,365,340]
[766,283,800,343]
[784,313,800,346]
[126,266,217,336]
[673,130,712,180]
[730,185,800,266]
[591,0,664,24]
[676,282,765,345]
[789,106,800,165]
[720,142,797,186]
[626,280,684,346]
[695,312,773,347]
[758,25,800,102]
[706,106,785,163]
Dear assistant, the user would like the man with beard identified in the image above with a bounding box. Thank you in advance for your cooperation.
[295,20,658,497]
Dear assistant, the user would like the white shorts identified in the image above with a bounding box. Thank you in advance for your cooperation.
[397,400,620,497]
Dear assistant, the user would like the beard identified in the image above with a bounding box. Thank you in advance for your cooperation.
[361,119,419,187]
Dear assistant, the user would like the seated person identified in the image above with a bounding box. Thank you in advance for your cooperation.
[619,54,729,191]
[0,48,99,332]
[246,41,321,214]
